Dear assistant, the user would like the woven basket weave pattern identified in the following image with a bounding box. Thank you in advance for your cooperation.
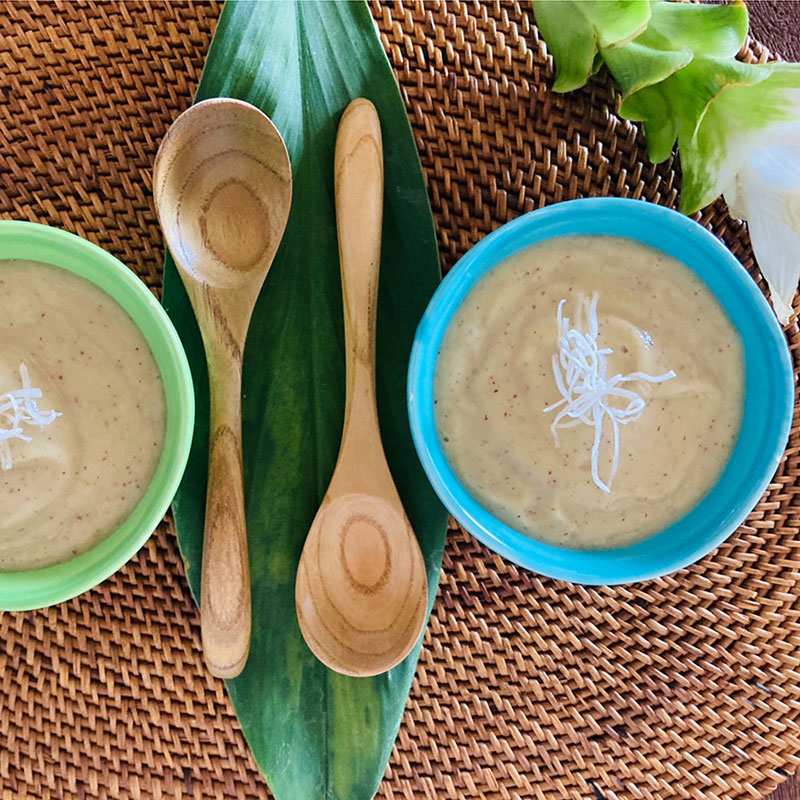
[2,2,800,799]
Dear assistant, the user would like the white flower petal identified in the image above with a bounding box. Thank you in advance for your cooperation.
[723,124,800,325]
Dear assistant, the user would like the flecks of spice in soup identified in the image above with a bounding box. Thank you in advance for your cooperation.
[434,235,744,550]
[0,260,167,570]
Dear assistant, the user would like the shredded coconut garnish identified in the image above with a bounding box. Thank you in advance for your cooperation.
[543,294,676,493]
[0,364,61,470]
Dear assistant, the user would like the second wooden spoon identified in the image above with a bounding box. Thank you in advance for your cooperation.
[295,99,428,677]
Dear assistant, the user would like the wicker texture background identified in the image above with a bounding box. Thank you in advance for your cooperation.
[1,2,800,799]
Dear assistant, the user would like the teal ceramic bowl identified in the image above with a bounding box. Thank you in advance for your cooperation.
[0,221,195,609]
[408,198,794,585]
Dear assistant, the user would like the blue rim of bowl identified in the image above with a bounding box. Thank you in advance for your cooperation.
[0,220,195,609]
[408,198,794,585]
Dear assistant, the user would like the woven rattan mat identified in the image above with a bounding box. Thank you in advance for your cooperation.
[2,2,800,799]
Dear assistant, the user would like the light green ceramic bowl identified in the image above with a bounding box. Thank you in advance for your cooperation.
[0,221,195,610]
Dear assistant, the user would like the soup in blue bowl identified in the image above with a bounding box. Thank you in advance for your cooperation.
[407,198,793,585]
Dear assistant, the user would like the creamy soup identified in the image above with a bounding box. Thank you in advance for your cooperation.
[0,260,166,570]
[434,235,744,549]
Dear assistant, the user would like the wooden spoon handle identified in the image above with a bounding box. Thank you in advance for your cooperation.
[333,98,384,477]
[200,360,251,678]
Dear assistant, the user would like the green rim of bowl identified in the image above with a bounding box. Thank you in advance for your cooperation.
[0,220,195,610]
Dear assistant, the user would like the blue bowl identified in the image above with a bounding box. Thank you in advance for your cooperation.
[408,198,794,585]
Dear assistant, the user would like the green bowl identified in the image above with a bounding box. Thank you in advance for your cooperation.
[0,221,195,610]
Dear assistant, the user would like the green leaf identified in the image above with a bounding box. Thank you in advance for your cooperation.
[620,79,680,163]
[641,0,748,60]
[679,62,800,213]
[602,40,692,99]
[533,2,598,92]
[533,0,749,113]
[584,1,651,49]
[533,0,651,92]
[602,0,748,99]
[161,2,448,799]
[619,57,773,165]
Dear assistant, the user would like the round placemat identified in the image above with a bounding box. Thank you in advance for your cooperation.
[1,2,799,799]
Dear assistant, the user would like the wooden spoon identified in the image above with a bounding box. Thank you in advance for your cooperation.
[153,98,292,678]
[295,98,428,677]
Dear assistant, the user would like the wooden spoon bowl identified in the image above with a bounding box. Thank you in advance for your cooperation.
[296,492,428,676]
[154,100,290,292]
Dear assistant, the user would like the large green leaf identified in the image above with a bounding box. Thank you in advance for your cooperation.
[161,2,448,798]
